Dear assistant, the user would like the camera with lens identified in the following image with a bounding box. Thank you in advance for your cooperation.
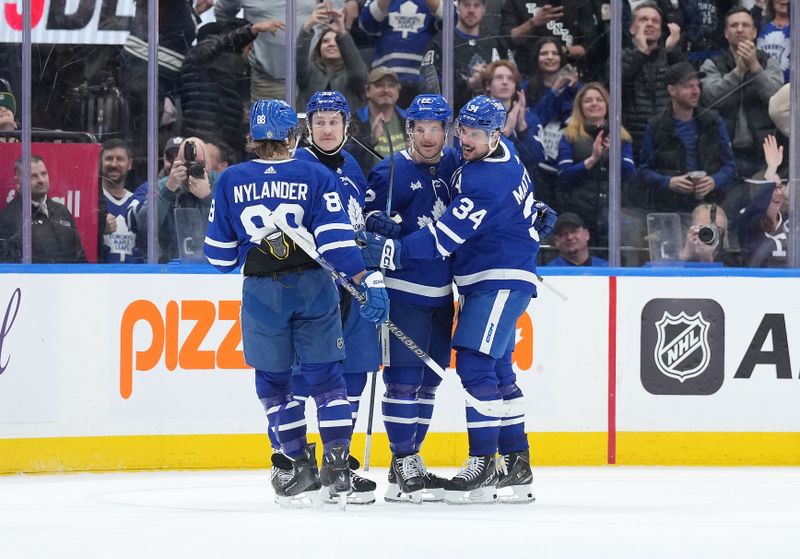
[697,223,720,246]
[697,204,724,246]
[183,141,206,180]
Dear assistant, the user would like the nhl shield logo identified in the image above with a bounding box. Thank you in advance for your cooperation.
[641,299,724,395]
[654,311,711,382]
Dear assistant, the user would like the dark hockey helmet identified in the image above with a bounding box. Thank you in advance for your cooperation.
[306,90,351,125]
[457,95,506,135]
[250,99,298,141]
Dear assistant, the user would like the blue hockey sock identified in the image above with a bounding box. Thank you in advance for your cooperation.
[315,388,353,454]
[262,396,307,459]
[498,382,528,455]
[414,384,438,452]
[382,383,418,456]
[456,349,501,456]
[345,373,368,429]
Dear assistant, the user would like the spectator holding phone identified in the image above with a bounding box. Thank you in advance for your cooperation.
[296,2,369,110]
[501,1,597,81]
[526,38,581,203]
[482,60,544,173]
[556,83,635,250]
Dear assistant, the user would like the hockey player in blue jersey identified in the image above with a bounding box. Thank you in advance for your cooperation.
[203,99,390,509]
[289,90,380,505]
[360,96,557,504]
[363,93,460,503]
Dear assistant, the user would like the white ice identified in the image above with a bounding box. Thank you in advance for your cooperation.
[2,466,799,559]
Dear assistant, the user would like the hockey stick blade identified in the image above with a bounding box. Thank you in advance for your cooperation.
[420,50,441,95]
[274,220,527,418]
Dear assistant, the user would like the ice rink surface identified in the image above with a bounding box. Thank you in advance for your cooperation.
[2,466,799,559]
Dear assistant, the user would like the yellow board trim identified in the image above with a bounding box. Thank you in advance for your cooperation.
[1,432,798,474]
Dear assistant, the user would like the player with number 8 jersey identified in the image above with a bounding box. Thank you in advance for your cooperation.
[204,99,390,509]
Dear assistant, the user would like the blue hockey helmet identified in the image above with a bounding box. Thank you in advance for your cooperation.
[250,99,298,141]
[406,94,452,124]
[305,90,350,123]
[457,95,506,134]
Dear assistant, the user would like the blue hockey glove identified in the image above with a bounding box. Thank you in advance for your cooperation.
[365,210,402,239]
[356,231,402,271]
[359,271,390,323]
[533,201,558,239]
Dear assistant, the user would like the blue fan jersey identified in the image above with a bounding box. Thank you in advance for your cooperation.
[401,137,540,296]
[294,147,368,232]
[365,146,460,307]
[204,157,364,278]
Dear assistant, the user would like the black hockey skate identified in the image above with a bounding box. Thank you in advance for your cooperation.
[496,449,535,504]
[271,444,321,509]
[444,455,498,505]
[385,454,425,504]
[413,454,446,502]
[321,455,376,505]
[320,445,352,510]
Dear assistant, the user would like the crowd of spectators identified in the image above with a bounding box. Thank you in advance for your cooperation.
[0,0,795,268]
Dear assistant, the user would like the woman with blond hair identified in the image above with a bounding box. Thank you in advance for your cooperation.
[556,82,635,250]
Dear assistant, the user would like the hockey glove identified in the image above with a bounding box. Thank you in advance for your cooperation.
[359,271,390,323]
[533,201,558,239]
[356,231,403,271]
[365,210,402,239]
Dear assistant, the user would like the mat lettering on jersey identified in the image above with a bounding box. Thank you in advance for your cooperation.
[233,181,309,204]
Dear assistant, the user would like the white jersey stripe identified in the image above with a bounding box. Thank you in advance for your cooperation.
[318,240,357,253]
[384,277,453,298]
[277,419,307,431]
[204,236,238,249]
[315,223,354,235]
[454,268,539,287]
[383,415,419,424]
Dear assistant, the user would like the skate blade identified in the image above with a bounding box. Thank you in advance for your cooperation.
[322,487,375,506]
[420,488,445,503]
[444,486,497,505]
[384,483,424,504]
[497,484,535,504]
[275,490,323,510]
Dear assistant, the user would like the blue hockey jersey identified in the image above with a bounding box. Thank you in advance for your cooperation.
[401,137,540,296]
[359,0,441,84]
[294,147,368,232]
[204,157,364,277]
[365,146,460,307]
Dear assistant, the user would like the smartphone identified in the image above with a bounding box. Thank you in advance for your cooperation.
[512,89,520,104]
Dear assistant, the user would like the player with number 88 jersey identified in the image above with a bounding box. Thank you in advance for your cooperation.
[204,99,390,510]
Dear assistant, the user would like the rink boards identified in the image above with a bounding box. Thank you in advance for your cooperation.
[1,267,799,473]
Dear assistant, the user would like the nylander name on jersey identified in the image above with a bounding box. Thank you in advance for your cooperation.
[294,147,368,232]
[401,137,541,296]
[232,180,308,204]
[366,146,460,307]
[204,158,364,277]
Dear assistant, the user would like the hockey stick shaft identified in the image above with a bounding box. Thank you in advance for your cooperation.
[379,117,395,366]
[275,222,526,418]
[362,370,378,471]
[535,273,568,301]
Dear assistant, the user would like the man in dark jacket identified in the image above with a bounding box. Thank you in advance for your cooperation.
[639,62,736,214]
[621,1,685,159]
[0,156,86,263]
[700,7,783,181]
[180,19,284,159]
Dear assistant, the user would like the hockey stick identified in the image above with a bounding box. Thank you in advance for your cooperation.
[362,370,377,471]
[535,273,568,301]
[420,49,441,95]
[274,219,527,418]
[378,117,395,367]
